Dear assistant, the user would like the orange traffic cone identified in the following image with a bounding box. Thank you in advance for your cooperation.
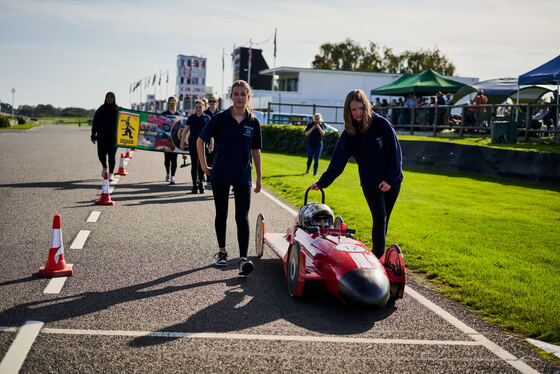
[95,171,115,205]
[38,215,73,277]
[115,153,128,176]
[125,148,132,158]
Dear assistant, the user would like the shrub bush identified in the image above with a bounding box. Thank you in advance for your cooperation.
[0,116,10,128]
[261,124,341,157]
[17,117,25,124]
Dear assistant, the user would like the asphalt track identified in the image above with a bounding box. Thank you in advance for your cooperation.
[0,125,558,374]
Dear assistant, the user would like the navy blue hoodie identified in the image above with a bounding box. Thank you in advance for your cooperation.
[317,111,403,190]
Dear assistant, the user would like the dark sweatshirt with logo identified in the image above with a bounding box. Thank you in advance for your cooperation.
[317,111,403,190]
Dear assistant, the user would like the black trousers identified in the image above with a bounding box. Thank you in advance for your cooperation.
[164,152,177,176]
[189,148,204,187]
[362,185,400,259]
[97,141,118,173]
[212,181,251,258]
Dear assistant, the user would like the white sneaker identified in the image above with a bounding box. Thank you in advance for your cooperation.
[109,173,115,181]
[169,176,175,184]
[165,174,170,182]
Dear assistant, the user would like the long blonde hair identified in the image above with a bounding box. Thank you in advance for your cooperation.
[343,89,372,136]
[230,80,255,121]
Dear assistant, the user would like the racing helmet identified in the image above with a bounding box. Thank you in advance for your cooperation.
[298,203,334,228]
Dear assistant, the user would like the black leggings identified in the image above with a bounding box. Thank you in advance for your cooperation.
[189,148,204,186]
[164,152,177,176]
[362,185,400,259]
[97,141,118,173]
[212,181,251,258]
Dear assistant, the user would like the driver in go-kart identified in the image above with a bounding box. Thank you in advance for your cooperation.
[298,203,334,231]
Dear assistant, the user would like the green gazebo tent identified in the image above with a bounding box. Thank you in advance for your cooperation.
[370,69,467,96]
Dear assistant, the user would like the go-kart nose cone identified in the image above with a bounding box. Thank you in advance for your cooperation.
[338,268,390,308]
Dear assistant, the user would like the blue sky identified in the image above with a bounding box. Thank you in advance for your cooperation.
[0,0,557,109]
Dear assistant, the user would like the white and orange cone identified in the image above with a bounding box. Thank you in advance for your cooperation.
[115,153,128,176]
[124,148,132,158]
[95,171,115,205]
[38,215,73,277]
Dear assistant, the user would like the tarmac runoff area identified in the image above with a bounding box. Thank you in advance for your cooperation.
[0,137,558,374]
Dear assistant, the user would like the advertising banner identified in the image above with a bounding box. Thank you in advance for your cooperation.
[116,109,189,153]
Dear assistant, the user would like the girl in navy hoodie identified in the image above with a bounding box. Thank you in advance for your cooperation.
[311,89,403,259]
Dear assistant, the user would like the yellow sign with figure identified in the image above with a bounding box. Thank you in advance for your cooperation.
[117,111,140,147]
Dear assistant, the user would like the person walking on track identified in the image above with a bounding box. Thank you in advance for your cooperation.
[197,80,262,276]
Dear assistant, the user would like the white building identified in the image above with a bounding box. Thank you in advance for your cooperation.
[225,66,478,126]
[176,54,207,112]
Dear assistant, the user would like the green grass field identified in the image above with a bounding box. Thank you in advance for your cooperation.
[398,134,560,154]
[260,152,560,344]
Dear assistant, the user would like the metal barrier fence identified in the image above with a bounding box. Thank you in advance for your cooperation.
[266,102,560,143]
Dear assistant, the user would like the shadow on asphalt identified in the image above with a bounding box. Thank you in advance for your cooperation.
[0,259,397,346]
[128,258,397,347]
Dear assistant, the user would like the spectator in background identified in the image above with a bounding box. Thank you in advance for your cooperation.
[203,95,220,188]
[374,97,381,109]
[305,113,326,176]
[473,89,488,128]
[162,96,182,184]
[436,91,446,126]
[91,92,118,181]
[181,100,210,193]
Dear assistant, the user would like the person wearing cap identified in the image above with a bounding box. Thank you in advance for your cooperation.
[162,96,182,184]
[310,89,403,259]
[91,92,119,181]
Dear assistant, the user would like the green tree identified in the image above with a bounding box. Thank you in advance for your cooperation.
[313,39,455,75]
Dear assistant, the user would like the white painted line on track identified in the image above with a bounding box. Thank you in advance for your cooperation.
[0,320,44,374]
[259,188,298,216]
[259,188,540,374]
[43,276,68,294]
[0,326,477,346]
[527,338,560,359]
[87,211,101,223]
[403,286,539,374]
[70,230,90,249]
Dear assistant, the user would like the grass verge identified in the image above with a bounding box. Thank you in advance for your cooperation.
[260,151,560,344]
[398,134,560,154]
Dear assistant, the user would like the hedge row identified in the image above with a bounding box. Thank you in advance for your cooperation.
[261,124,341,156]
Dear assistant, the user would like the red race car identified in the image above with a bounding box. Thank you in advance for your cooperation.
[255,188,405,308]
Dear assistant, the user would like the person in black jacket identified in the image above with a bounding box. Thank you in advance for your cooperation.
[91,92,118,181]
[310,89,403,259]
[180,100,210,193]
[162,96,182,185]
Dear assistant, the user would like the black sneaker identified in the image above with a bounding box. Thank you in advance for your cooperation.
[191,187,198,194]
[238,259,254,276]
[198,184,205,193]
[214,251,227,267]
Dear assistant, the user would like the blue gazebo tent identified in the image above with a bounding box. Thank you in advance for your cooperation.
[517,55,560,116]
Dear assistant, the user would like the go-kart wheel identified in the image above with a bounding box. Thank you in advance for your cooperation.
[384,244,403,276]
[334,216,344,229]
[287,242,304,298]
[385,243,405,300]
[255,213,265,258]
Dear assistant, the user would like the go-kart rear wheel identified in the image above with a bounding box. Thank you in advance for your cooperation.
[255,213,265,258]
[385,243,405,300]
[287,242,304,298]
[333,216,344,229]
[385,244,403,276]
